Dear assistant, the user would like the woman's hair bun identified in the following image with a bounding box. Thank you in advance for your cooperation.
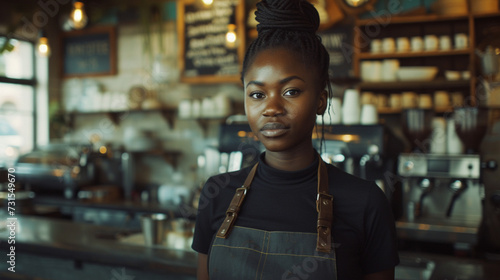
[255,0,320,34]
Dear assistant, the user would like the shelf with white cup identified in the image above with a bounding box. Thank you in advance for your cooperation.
[358,79,470,90]
[65,108,177,129]
[358,48,471,59]
[377,106,454,115]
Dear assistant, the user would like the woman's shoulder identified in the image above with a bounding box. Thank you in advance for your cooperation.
[203,165,255,191]
[326,164,387,204]
[326,164,376,188]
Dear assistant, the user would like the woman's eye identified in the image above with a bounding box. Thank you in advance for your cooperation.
[284,89,301,96]
[249,92,265,99]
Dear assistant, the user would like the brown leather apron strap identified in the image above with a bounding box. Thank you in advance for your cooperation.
[216,156,334,253]
[316,158,333,253]
[216,163,259,238]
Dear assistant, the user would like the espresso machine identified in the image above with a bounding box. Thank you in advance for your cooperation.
[396,107,490,247]
[316,124,404,200]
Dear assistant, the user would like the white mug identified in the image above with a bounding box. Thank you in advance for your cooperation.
[360,104,378,125]
[382,38,396,53]
[371,39,382,53]
[439,35,452,50]
[424,35,439,51]
[434,91,450,108]
[454,33,468,49]
[381,59,400,81]
[411,36,424,52]
[396,37,410,52]
[342,89,361,125]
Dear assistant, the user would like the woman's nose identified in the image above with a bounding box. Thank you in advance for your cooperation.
[262,94,285,116]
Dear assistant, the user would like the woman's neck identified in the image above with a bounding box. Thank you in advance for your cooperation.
[264,145,317,171]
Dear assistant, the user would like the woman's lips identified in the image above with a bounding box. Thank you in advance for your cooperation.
[260,122,289,137]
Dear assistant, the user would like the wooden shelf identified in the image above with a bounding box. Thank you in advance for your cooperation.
[66,108,177,128]
[378,107,454,114]
[356,14,469,26]
[358,48,471,59]
[359,79,470,90]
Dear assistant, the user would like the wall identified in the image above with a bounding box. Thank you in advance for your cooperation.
[59,21,245,190]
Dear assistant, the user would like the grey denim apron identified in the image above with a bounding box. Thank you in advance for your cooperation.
[209,157,338,279]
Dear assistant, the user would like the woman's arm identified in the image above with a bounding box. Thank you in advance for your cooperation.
[197,253,209,280]
[363,268,394,280]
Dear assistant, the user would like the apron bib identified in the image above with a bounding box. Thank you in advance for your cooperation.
[209,156,337,280]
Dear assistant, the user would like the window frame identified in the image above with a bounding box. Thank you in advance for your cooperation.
[0,35,38,159]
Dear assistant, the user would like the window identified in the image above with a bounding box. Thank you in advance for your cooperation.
[0,37,37,167]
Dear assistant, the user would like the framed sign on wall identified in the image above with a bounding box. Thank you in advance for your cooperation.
[61,26,117,78]
[177,0,245,84]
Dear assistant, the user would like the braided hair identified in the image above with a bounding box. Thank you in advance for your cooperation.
[241,0,333,152]
[241,0,331,94]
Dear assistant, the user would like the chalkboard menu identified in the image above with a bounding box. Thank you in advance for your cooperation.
[319,25,354,79]
[177,0,245,83]
[61,26,117,78]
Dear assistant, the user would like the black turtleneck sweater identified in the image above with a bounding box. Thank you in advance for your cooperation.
[192,152,399,279]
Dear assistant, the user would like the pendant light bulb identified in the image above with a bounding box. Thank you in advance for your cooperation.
[37,33,51,57]
[225,24,237,49]
[69,1,88,30]
[202,0,213,5]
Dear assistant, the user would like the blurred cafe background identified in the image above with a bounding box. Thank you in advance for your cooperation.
[0,0,500,279]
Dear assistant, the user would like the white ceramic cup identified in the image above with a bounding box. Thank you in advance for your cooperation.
[397,37,410,52]
[361,91,377,105]
[381,59,400,81]
[390,93,402,109]
[411,36,424,52]
[371,39,382,53]
[430,117,447,154]
[424,35,439,51]
[439,35,452,50]
[361,61,382,82]
[418,94,433,109]
[360,104,378,125]
[376,94,388,108]
[434,91,450,108]
[178,99,192,118]
[382,38,396,53]
[402,91,419,108]
[454,33,468,49]
[342,89,361,125]
[447,119,464,154]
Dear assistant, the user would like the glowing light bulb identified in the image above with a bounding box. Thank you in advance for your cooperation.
[69,1,88,30]
[202,0,213,5]
[225,24,237,48]
[37,37,51,57]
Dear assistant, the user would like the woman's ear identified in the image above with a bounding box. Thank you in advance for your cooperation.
[317,90,328,115]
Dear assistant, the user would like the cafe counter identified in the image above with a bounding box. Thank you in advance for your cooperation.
[1,215,500,280]
[0,215,197,280]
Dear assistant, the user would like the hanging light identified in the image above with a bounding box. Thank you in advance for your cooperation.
[225,14,237,49]
[37,30,51,57]
[225,24,237,48]
[202,0,213,5]
[69,0,88,30]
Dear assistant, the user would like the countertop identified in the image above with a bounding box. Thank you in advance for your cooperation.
[1,215,499,280]
[0,215,197,277]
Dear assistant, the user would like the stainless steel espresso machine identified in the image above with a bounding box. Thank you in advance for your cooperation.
[397,153,482,245]
[396,107,492,248]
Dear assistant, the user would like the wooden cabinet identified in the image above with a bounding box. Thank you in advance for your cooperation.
[351,11,500,113]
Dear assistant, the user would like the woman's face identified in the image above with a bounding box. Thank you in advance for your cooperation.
[243,47,327,153]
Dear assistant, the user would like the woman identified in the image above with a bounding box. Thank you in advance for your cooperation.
[191,0,399,279]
